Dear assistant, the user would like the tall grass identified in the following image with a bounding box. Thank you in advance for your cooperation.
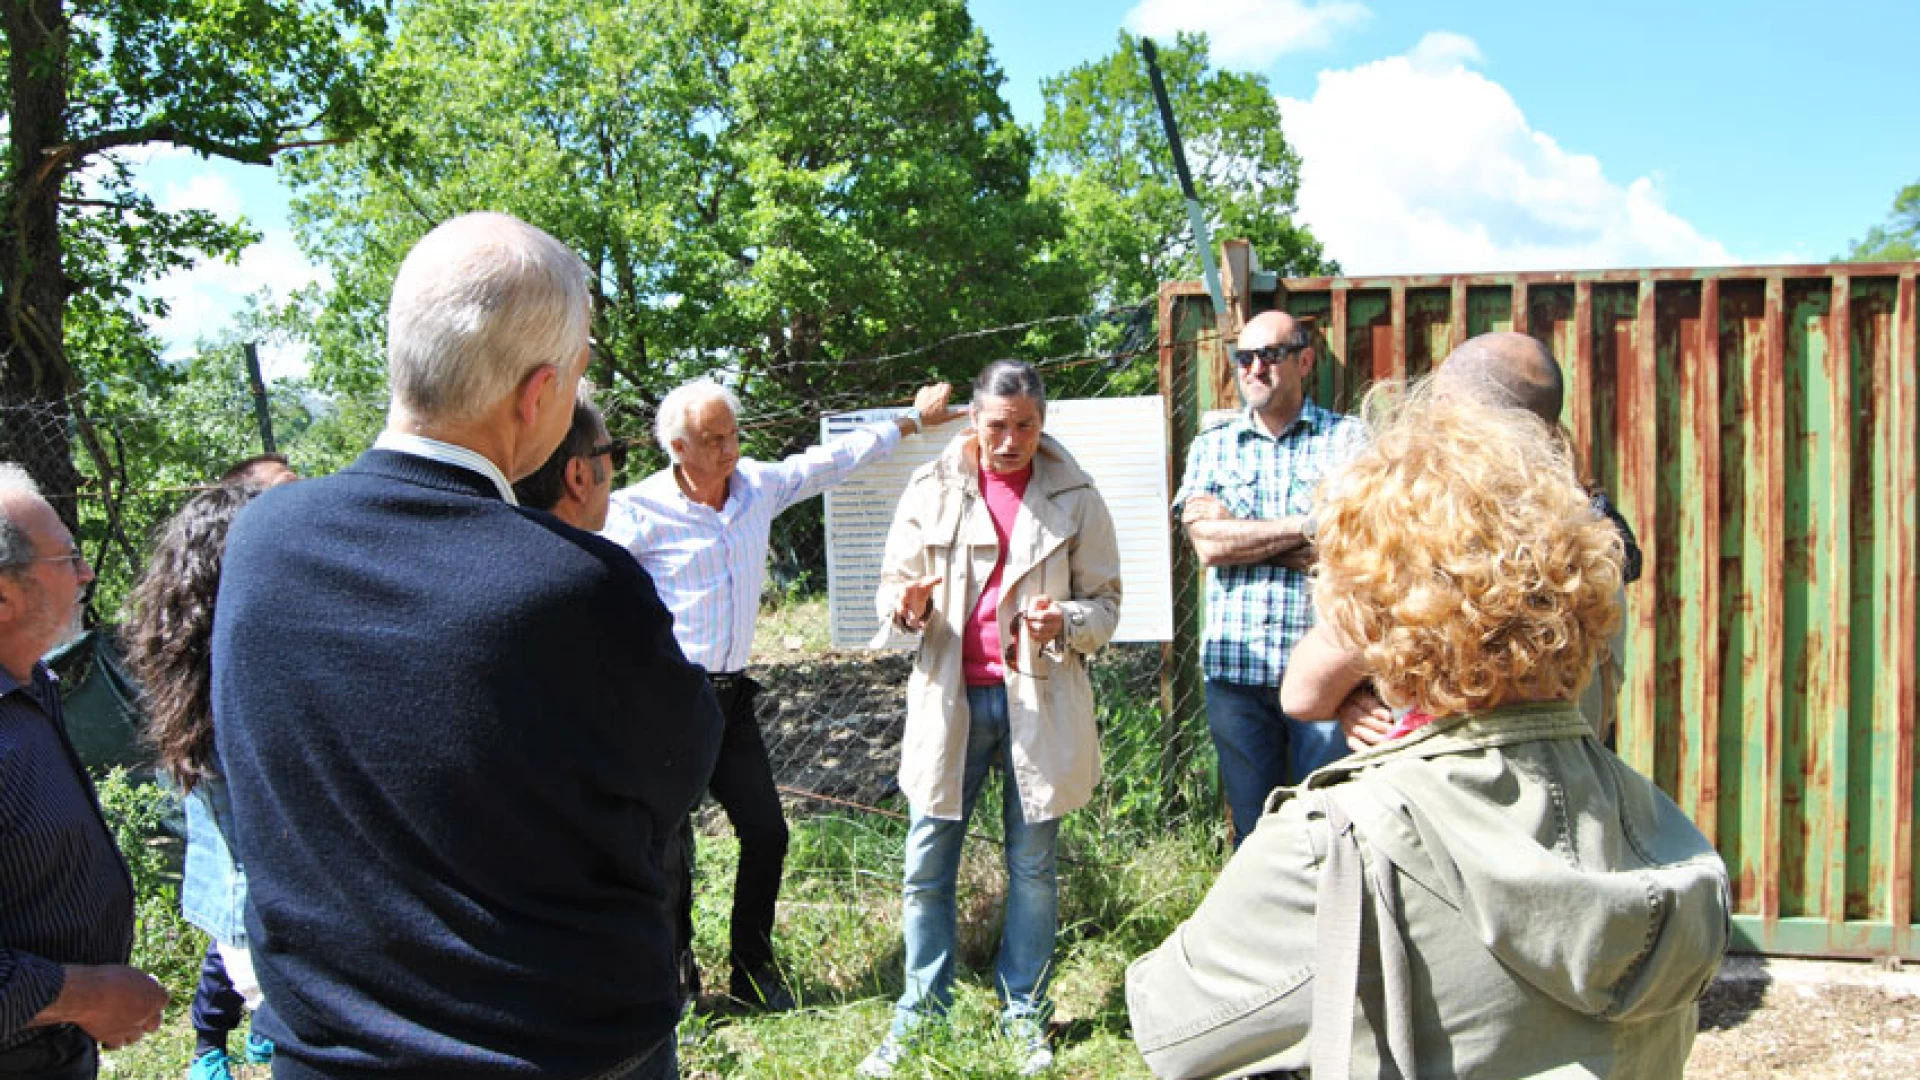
[677,657,1224,1079]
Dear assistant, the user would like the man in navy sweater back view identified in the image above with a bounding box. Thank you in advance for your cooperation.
[211,213,722,1080]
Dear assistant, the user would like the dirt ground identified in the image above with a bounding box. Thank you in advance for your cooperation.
[1688,955,1920,1077]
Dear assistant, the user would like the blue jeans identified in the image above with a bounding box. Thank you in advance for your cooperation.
[891,685,1061,1036]
[1205,678,1345,845]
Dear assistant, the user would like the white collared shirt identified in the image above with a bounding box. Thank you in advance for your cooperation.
[602,422,901,672]
[373,432,519,505]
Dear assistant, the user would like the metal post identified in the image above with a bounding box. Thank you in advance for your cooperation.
[242,342,277,454]
[1141,38,1228,331]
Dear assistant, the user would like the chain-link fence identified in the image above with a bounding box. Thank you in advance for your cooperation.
[3,306,1235,843]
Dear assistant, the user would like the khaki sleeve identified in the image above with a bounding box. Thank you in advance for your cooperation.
[1126,796,1326,1079]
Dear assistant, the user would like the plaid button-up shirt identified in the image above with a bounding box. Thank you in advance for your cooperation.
[1172,399,1368,686]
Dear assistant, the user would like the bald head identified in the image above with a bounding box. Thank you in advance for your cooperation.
[1435,332,1564,425]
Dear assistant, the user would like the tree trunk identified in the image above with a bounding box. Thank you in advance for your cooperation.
[2,0,81,531]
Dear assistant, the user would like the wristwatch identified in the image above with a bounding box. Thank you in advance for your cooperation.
[902,412,921,436]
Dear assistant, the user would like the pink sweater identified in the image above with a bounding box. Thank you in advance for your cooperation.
[962,463,1033,685]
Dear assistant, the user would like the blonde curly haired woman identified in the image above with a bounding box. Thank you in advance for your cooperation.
[1127,387,1729,1079]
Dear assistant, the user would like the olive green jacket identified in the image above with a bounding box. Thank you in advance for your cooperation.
[1127,702,1730,1079]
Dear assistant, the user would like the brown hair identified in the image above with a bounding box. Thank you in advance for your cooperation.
[123,481,267,791]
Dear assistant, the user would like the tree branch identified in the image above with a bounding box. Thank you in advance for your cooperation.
[46,124,352,182]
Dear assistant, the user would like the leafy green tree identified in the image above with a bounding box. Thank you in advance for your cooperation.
[1,0,388,526]
[1036,30,1335,313]
[287,0,1086,461]
[1845,178,1920,262]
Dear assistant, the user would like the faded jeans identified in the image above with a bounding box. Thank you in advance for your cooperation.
[891,684,1060,1037]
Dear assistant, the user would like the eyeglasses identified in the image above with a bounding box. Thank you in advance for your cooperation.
[19,546,87,572]
[1233,342,1308,368]
[588,439,629,472]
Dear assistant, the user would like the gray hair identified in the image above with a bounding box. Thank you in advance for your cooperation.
[655,379,741,463]
[972,359,1047,416]
[0,463,45,572]
[387,212,591,425]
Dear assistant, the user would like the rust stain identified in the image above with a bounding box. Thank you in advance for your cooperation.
[1164,261,1920,958]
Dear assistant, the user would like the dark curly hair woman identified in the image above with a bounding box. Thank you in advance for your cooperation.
[123,479,280,1080]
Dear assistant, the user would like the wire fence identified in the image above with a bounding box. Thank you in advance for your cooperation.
[4,307,1233,843]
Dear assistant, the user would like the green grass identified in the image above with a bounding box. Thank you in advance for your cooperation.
[678,800,1221,1080]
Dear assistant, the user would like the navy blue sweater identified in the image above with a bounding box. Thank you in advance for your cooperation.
[211,450,721,1079]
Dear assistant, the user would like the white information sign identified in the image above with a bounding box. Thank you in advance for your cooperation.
[823,396,1174,649]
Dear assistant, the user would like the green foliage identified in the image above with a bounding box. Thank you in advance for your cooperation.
[93,770,207,1001]
[2,0,390,486]
[1845,179,1920,262]
[283,0,1090,461]
[1036,30,1336,311]
[68,302,375,615]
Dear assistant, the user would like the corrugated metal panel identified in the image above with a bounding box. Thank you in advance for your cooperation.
[1163,262,1920,960]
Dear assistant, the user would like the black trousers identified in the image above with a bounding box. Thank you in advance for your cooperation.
[0,1026,96,1079]
[680,674,788,985]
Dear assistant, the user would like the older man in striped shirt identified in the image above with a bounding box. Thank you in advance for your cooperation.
[604,379,956,1011]
[0,466,168,1077]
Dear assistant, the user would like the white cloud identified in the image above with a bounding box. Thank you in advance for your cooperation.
[1278,32,1736,274]
[127,165,326,379]
[156,172,240,216]
[1124,0,1371,68]
[142,225,328,378]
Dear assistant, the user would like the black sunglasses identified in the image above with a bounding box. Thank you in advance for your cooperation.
[588,439,629,472]
[1233,341,1309,368]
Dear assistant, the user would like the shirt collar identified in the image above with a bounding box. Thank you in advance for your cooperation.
[0,660,52,708]
[373,432,519,505]
[1237,398,1329,442]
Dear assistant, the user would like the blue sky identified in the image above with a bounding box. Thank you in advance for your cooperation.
[134,0,1920,368]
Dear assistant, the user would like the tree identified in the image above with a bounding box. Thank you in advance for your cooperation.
[1036,30,1335,313]
[1845,178,1920,262]
[1,0,388,527]
[285,0,1086,461]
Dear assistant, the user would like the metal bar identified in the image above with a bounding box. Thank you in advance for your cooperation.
[1891,271,1918,955]
[1449,280,1468,354]
[1139,38,1227,325]
[1572,281,1595,482]
[1692,276,1724,841]
[1620,279,1659,776]
[1823,275,1854,923]
[1390,284,1407,383]
[1758,274,1788,927]
[1513,280,1530,337]
[1331,285,1350,409]
[242,342,277,454]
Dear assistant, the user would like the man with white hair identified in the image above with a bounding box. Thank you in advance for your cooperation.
[213,213,721,1080]
[0,466,168,1078]
[604,377,956,1010]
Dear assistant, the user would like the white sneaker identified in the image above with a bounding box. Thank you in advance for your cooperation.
[855,1035,908,1079]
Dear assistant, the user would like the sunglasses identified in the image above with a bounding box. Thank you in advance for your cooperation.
[1233,342,1308,368]
[588,439,629,472]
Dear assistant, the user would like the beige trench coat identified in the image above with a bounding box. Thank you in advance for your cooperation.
[872,433,1122,823]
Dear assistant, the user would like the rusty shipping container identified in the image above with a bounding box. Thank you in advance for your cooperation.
[1159,251,1920,961]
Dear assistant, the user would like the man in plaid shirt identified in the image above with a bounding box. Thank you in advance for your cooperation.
[1173,310,1368,847]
